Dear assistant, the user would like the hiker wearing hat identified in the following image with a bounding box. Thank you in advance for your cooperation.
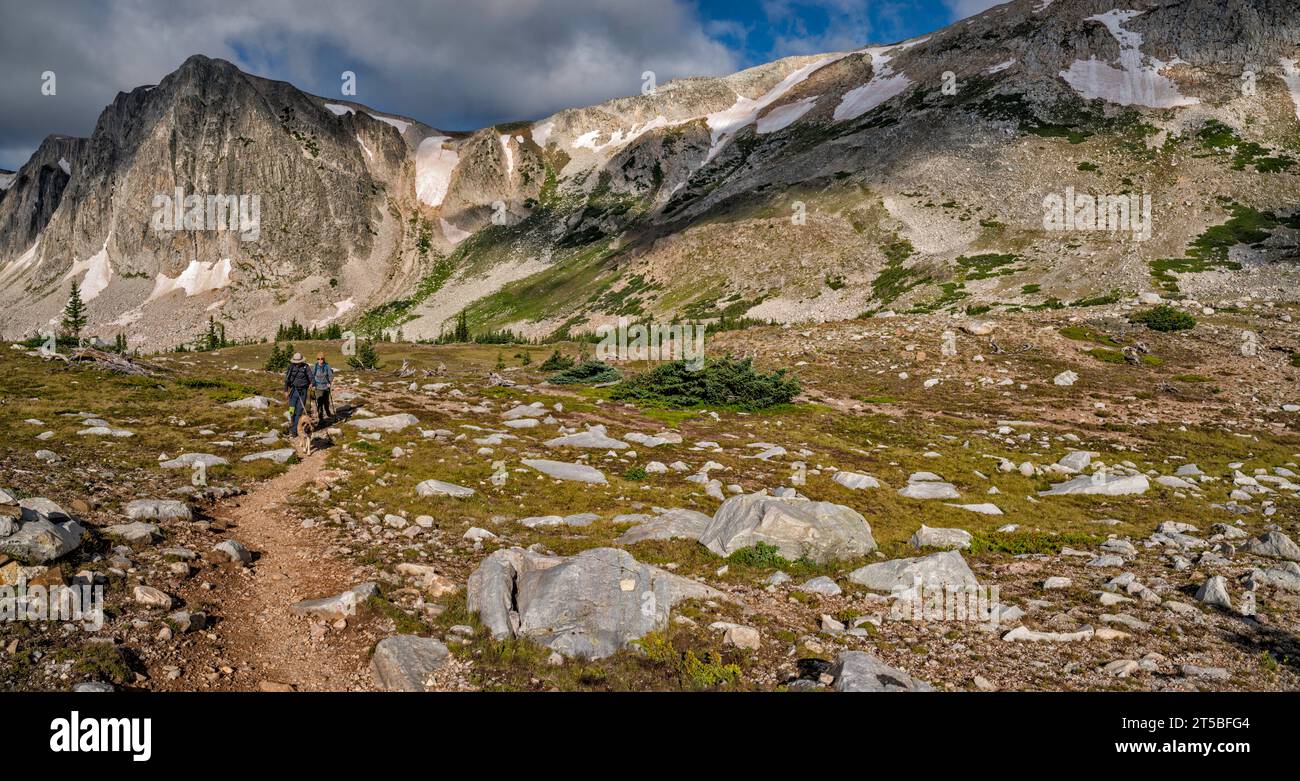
[283,351,312,434]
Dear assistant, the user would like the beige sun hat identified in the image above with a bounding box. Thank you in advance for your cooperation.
[291,352,305,364]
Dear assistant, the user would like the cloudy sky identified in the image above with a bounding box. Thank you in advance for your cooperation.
[0,0,1006,170]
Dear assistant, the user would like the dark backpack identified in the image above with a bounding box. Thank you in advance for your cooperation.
[285,363,311,390]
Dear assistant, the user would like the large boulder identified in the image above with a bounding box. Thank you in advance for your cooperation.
[521,459,607,484]
[466,546,723,659]
[19,497,72,523]
[415,479,475,498]
[698,492,876,564]
[617,509,711,544]
[240,448,296,464]
[347,413,420,433]
[225,395,278,410]
[0,520,83,563]
[160,453,228,469]
[290,582,379,620]
[848,550,978,596]
[103,522,161,545]
[829,651,934,692]
[833,471,881,490]
[909,525,972,550]
[1039,473,1149,496]
[125,499,192,522]
[544,425,628,449]
[1243,531,1300,562]
[371,636,450,692]
[897,473,959,500]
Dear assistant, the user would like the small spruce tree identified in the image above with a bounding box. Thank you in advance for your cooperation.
[61,281,88,343]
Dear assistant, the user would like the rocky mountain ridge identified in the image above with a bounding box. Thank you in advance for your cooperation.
[1,0,1298,348]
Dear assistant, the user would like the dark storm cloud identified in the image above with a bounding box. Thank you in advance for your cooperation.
[0,0,741,169]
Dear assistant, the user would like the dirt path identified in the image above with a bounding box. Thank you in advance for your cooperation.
[164,446,375,692]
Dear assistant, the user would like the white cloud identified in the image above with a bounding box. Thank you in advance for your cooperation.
[0,0,740,168]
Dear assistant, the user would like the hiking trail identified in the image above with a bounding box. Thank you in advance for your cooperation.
[162,446,373,692]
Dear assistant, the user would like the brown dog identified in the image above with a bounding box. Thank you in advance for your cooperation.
[295,415,315,458]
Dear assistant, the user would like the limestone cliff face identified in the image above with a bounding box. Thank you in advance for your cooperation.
[1,0,1298,346]
[0,135,84,267]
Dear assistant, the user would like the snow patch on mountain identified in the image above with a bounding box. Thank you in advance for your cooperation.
[145,258,232,301]
[833,47,912,122]
[356,135,374,160]
[757,96,819,133]
[63,239,112,301]
[416,136,459,207]
[987,59,1017,74]
[325,103,412,134]
[1282,58,1300,121]
[532,121,554,147]
[572,116,675,154]
[707,53,847,160]
[0,171,14,190]
[57,158,71,175]
[500,134,515,177]
[0,239,40,282]
[313,297,354,328]
[1060,9,1199,109]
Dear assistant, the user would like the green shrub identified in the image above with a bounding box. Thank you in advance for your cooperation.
[1087,347,1126,363]
[547,360,621,385]
[682,651,742,689]
[609,356,800,411]
[1131,305,1196,332]
[539,350,575,372]
[623,466,648,481]
[264,342,292,372]
[726,541,789,569]
[348,340,382,370]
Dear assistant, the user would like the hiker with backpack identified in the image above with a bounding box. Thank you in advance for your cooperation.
[311,352,334,423]
[283,352,312,435]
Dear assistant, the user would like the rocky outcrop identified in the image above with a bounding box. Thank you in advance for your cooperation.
[466,546,723,659]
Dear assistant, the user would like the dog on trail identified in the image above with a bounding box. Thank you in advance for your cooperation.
[295,415,315,458]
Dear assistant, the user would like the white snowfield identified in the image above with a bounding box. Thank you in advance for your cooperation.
[0,239,40,282]
[415,135,459,207]
[707,52,849,160]
[146,258,232,301]
[57,157,71,175]
[531,120,554,147]
[832,38,929,123]
[499,134,514,177]
[987,59,1017,74]
[62,239,113,301]
[756,96,819,134]
[313,298,355,328]
[0,171,15,190]
[1059,9,1199,109]
[324,103,411,134]
[555,36,928,167]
